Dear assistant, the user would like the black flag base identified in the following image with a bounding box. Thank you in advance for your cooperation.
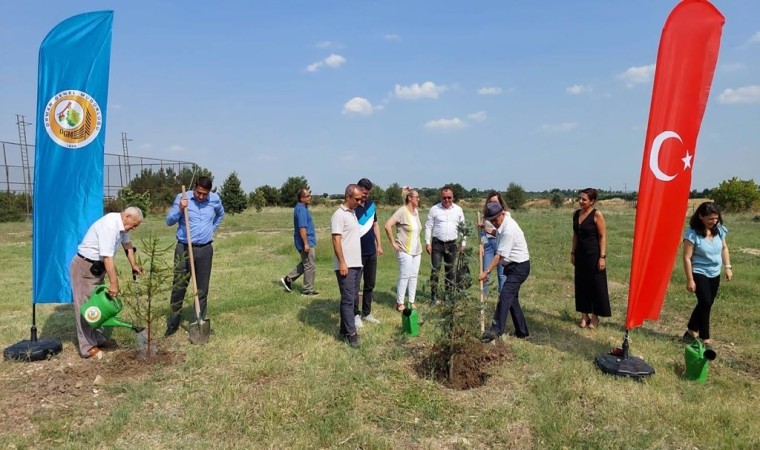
[595,332,655,380]
[3,326,62,362]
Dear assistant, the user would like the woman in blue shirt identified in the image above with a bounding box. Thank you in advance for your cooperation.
[682,202,733,348]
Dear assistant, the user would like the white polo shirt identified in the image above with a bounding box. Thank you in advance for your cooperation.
[77,212,131,260]
[331,204,363,269]
[495,212,529,264]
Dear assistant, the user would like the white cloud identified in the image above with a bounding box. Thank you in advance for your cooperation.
[342,97,374,115]
[718,85,760,104]
[307,54,346,72]
[315,41,332,48]
[324,54,346,68]
[424,118,466,130]
[394,81,447,100]
[539,122,577,133]
[167,144,186,152]
[477,86,503,96]
[467,111,487,121]
[383,34,401,42]
[618,64,656,87]
[566,84,592,95]
[747,31,760,45]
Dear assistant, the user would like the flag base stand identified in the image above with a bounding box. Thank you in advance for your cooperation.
[595,332,654,380]
[4,327,63,362]
[3,304,63,362]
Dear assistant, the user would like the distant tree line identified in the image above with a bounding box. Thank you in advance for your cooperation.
[1,174,756,223]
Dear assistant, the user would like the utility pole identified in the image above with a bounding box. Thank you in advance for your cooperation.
[121,132,133,186]
[16,115,32,215]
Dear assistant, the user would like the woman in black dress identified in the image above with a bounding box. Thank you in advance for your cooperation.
[571,188,611,328]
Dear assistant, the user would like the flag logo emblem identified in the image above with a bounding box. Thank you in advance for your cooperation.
[44,90,103,149]
[84,306,102,324]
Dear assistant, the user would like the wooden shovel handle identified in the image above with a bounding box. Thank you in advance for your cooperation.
[182,186,203,322]
[478,212,485,333]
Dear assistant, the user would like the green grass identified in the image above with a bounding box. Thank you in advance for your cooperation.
[1,204,759,449]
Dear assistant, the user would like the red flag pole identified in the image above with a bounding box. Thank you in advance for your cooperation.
[597,0,724,379]
[626,0,724,330]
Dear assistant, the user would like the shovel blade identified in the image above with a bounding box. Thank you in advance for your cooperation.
[188,318,211,345]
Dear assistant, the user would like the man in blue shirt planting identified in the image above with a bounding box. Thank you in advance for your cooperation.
[165,177,225,336]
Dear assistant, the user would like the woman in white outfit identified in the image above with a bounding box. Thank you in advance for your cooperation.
[384,187,423,312]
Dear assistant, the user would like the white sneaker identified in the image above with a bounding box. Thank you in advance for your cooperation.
[354,314,364,328]
[362,314,381,325]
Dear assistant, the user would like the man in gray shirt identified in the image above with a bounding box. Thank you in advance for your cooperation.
[331,184,365,348]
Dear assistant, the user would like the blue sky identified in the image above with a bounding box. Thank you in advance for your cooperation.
[1,1,758,195]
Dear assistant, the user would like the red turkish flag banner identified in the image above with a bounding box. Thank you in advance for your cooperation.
[626,0,724,330]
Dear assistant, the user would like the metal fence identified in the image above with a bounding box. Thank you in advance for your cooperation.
[1,140,195,199]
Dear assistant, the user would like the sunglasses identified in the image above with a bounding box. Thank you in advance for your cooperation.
[442,196,453,200]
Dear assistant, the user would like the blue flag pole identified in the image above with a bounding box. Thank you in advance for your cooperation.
[5,11,113,361]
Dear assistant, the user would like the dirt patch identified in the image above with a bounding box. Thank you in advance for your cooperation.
[738,247,760,256]
[417,338,511,390]
[0,347,183,437]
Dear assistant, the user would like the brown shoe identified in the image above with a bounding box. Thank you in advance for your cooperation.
[82,347,103,359]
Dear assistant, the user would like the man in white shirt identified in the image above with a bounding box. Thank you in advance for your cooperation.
[424,186,466,304]
[332,184,365,348]
[478,201,530,343]
[70,207,143,358]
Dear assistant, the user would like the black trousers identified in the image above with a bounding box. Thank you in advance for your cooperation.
[687,273,720,340]
[430,238,457,302]
[355,253,377,317]
[490,261,530,337]
[170,242,214,320]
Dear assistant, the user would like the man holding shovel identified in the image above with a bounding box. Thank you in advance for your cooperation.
[165,177,225,337]
[70,207,143,359]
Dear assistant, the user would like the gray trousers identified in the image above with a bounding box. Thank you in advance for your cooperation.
[287,247,316,293]
[70,255,106,356]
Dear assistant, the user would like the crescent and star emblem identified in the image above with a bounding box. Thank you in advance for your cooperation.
[649,130,693,182]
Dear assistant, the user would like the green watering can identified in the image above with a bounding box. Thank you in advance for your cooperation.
[402,307,420,337]
[684,338,717,383]
[81,285,142,331]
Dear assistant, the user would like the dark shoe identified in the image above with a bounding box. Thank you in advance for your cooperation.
[301,290,319,297]
[346,333,360,349]
[481,330,500,343]
[682,331,696,343]
[165,314,181,337]
[515,333,530,340]
[281,277,293,292]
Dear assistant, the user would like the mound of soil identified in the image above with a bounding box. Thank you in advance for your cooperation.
[418,338,511,390]
[0,347,182,438]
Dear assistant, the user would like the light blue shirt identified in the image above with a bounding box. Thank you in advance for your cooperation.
[684,224,727,278]
[166,191,225,245]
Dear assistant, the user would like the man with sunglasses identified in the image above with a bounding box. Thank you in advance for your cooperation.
[424,186,466,304]
[331,184,365,348]
[281,188,318,296]
[353,178,384,328]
